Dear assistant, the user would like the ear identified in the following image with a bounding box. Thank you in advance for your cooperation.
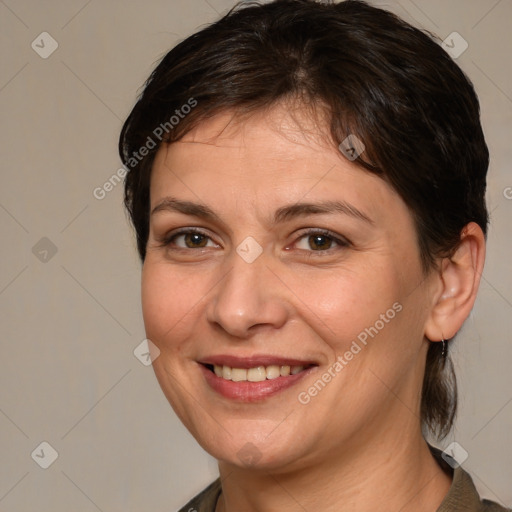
[424,222,486,342]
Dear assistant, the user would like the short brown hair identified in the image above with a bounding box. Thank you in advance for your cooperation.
[119,0,489,439]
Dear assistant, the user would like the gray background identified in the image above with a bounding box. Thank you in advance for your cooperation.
[0,0,510,510]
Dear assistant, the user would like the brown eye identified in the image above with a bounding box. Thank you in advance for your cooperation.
[183,232,208,248]
[165,230,217,249]
[294,230,349,252]
[308,234,333,251]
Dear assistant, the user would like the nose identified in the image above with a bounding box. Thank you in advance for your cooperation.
[206,249,289,339]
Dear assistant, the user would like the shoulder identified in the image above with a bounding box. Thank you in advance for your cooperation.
[450,468,509,511]
[481,500,511,512]
[177,479,222,512]
[431,446,510,512]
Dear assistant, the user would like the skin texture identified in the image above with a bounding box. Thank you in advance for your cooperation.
[141,104,485,512]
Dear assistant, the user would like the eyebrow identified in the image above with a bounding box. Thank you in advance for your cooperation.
[151,197,374,225]
[274,201,374,225]
[151,197,222,222]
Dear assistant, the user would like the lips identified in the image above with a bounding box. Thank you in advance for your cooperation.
[212,363,308,382]
[198,355,318,401]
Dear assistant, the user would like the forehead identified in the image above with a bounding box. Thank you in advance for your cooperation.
[180,104,333,150]
[152,105,360,185]
[149,105,405,224]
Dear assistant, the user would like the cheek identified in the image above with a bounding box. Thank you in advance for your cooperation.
[286,264,402,351]
[141,261,206,351]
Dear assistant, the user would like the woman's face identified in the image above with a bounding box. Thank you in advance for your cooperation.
[142,105,437,471]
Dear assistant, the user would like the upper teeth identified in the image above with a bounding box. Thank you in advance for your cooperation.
[213,364,306,382]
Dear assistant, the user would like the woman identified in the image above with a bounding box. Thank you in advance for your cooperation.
[119,1,509,510]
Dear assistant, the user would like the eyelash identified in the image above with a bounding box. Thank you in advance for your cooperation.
[159,227,351,254]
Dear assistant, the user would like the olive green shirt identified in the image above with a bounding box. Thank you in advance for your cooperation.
[178,449,509,511]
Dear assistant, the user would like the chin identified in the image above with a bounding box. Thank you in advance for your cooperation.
[192,421,313,472]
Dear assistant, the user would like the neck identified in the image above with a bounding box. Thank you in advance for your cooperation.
[215,433,452,512]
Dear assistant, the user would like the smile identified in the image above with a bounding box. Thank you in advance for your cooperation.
[199,358,318,402]
[211,364,309,382]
